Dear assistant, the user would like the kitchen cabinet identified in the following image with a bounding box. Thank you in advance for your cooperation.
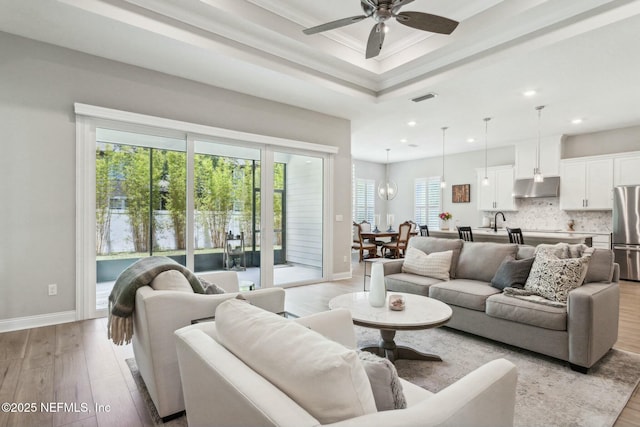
[476,166,516,211]
[515,136,561,179]
[559,157,613,210]
[614,152,640,186]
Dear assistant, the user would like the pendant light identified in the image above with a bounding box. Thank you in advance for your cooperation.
[481,117,491,186]
[533,105,545,183]
[440,127,448,189]
[377,148,398,200]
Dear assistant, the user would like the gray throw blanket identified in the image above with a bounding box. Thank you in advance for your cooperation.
[108,256,204,345]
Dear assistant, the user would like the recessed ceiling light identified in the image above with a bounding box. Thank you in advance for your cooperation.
[523,90,537,97]
[571,118,583,124]
[400,138,407,143]
[467,138,475,143]
[407,121,417,127]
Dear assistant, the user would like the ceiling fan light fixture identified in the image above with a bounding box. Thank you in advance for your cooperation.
[302,0,459,59]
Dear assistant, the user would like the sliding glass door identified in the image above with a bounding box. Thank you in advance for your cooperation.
[95,128,186,311]
[81,111,332,317]
[272,151,323,286]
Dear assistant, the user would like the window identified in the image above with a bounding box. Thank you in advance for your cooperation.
[414,177,441,228]
[353,178,375,223]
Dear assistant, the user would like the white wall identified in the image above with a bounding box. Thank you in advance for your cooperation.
[563,125,640,158]
[385,147,515,228]
[0,32,352,322]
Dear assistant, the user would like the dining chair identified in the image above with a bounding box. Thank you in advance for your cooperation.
[351,222,378,262]
[360,220,384,253]
[382,221,412,259]
[420,224,430,236]
[457,226,474,242]
[507,227,525,244]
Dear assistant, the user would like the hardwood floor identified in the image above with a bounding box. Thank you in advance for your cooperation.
[0,262,639,426]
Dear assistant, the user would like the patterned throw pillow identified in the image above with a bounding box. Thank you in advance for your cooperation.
[402,247,453,281]
[524,250,591,303]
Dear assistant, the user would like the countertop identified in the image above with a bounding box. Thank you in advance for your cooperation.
[429,228,596,245]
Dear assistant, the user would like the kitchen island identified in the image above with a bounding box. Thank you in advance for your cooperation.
[429,228,595,247]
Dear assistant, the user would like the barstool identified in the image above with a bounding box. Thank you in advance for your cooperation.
[419,224,430,236]
[457,226,474,242]
[507,227,525,244]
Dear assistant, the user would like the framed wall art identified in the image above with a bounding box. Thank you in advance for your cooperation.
[452,184,470,203]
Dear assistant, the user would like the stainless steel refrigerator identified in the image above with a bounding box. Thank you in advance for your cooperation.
[613,185,640,281]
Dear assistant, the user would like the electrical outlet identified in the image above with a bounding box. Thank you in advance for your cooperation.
[343,255,348,263]
[48,284,57,296]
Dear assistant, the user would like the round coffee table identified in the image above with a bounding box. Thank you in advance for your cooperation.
[328,291,452,363]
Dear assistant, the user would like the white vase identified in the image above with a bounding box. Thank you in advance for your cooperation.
[441,219,449,230]
[369,263,386,307]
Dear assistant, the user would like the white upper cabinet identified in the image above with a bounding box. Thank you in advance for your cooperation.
[476,166,516,211]
[560,157,613,210]
[614,152,640,186]
[515,136,561,179]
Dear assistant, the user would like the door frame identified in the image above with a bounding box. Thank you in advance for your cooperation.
[75,103,336,319]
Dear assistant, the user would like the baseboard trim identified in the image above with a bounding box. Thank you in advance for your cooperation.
[331,271,352,281]
[0,310,77,333]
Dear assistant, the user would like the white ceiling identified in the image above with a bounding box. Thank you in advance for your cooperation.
[2,0,640,163]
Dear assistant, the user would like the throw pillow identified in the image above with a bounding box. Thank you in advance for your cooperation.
[356,350,406,411]
[149,270,193,292]
[583,248,614,283]
[198,277,226,294]
[490,256,535,290]
[524,250,591,303]
[215,299,377,424]
[402,247,453,281]
[534,243,570,259]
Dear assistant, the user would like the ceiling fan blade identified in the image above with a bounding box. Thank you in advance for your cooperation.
[361,0,377,15]
[303,15,367,35]
[395,11,459,35]
[365,23,385,59]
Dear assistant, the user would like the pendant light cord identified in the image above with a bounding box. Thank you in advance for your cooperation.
[441,127,447,182]
[536,106,544,170]
[483,118,491,177]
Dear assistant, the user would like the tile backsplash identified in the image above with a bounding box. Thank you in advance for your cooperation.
[482,197,612,233]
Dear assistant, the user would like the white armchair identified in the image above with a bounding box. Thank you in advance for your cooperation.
[132,271,285,420]
[175,307,518,427]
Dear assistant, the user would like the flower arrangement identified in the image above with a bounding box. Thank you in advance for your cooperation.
[439,212,452,221]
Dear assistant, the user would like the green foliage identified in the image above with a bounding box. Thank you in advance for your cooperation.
[164,151,187,249]
[95,144,115,255]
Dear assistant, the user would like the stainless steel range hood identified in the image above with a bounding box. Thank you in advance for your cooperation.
[513,176,560,198]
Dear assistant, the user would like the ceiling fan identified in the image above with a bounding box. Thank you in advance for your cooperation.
[302,0,459,59]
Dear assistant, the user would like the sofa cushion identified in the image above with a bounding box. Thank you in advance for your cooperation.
[402,247,452,281]
[215,299,377,424]
[357,351,406,411]
[408,237,464,278]
[150,270,193,292]
[584,248,615,283]
[525,250,591,303]
[384,274,442,296]
[490,256,535,290]
[429,280,501,312]
[516,245,536,259]
[455,242,519,283]
[486,293,567,331]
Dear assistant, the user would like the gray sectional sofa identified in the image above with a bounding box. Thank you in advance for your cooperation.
[382,237,620,372]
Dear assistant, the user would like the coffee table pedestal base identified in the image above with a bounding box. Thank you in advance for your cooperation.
[361,329,442,364]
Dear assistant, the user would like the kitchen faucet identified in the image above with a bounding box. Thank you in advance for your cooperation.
[494,211,506,232]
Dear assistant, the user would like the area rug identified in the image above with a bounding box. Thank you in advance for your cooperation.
[355,326,640,427]
[125,359,187,426]
[127,328,640,427]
